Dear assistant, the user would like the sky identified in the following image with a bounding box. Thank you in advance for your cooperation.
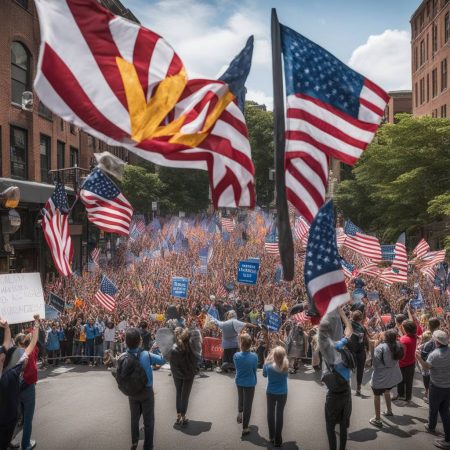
[123,0,422,109]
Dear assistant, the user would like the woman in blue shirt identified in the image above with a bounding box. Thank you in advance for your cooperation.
[233,333,258,436]
[263,346,289,447]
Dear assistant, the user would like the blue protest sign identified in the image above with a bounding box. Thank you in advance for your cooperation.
[410,289,424,309]
[171,277,189,298]
[237,260,260,285]
[267,312,281,332]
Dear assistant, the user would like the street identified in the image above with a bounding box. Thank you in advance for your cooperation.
[29,364,439,450]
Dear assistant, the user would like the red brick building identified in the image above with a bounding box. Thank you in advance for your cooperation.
[0,0,137,275]
[384,90,413,123]
[411,0,450,117]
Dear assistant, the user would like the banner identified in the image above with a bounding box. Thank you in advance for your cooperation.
[48,292,65,313]
[267,312,281,332]
[0,273,45,324]
[237,260,260,285]
[171,277,189,298]
[45,304,59,320]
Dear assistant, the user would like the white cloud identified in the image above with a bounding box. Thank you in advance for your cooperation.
[246,89,273,110]
[348,29,411,91]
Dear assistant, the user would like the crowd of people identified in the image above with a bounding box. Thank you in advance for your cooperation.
[1,211,449,450]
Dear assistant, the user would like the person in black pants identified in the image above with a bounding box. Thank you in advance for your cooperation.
[349,310,369,396]
[169,328,197,425]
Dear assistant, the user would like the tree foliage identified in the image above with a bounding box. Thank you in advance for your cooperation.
[335,114,450,246]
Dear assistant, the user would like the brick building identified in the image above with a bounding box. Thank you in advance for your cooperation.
[0,0,137,275]
[384,90,413,123]
[411,0,450,117]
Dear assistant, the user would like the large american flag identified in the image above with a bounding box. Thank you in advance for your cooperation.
[304,201,349,317]
[380,234,408,285]
[80,168,133,236]
[95,275,118,312]
[33,0,255,208]
[280,24,388,224]
[41,182,73,277]
[342,220,382,262]
[413,238,430,259]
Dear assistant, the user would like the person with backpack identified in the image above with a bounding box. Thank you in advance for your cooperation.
[116,327,165,450]
[369,329,404,428]
[169,328,197,426]
[349,310,369,396]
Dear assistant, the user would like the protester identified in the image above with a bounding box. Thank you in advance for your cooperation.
[369,329,404,428]
[349,310,369,396]
[421,318,441,403]
[169,328,197,426]
[263,346,289,447]
[46,323,60,366]
[233,333,258,437]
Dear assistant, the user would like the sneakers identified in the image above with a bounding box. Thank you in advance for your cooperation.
[8,439,20,449]
[355,390,361,397]
[392,395,406,401]
[237,412,243,424]
[382,410,394,417]
[425,423,437,434]
[242,428,251,437]
[369,417,383,428]
[434,439,450,449]
[26,440,37,450]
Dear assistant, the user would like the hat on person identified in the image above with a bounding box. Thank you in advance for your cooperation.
[433,330,449,346]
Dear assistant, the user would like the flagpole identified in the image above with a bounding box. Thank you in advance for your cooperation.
[271,8,294,281]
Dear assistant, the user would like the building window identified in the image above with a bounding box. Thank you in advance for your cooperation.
[38,101,52,120]
[426,33,429,61]
[441,59,448,91]
[87,135,96,147]
[15,0,28,8]
[432,108,438,117]
[70,147,78,167]
[420,39,426,66]
[60,118,64,132]
[11,42,30,105]
[10,126,27,179]
[420,78,425,104]
[415,82,418,107]
[427,73,430,102]
[446,13,450,43]
[432,24,438,53]
[432,68,438,97]
[414,47,418,71]
[441,104,447,118]
[57,141,65,170]
[40,134,51,183]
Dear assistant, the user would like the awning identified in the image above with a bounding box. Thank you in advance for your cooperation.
[0,178,75,205]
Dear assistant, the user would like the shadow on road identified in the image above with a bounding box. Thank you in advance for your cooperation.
[241,426,299,449]
[173,420,212,436]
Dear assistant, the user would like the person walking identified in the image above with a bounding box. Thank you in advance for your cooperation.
[233,333,258,437]
[169,328,197,426]
[369,329,404,428]
[263,346,289,447]
[348,310,369,396]
[416,330,450,449]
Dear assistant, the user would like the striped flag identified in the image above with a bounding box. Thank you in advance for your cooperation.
[336,227,346,248]
[265,225,280,255]
[33,0,255,208]
[340,259,356,279]
[380,233,408,285]
[280,24,388,224]
[292,311,310,324]
[413,238,431,259]
[304,201,349,317]
[342,220,382,262]
[90,248,100,265]
[94,275,118,312]
[130,215,146,240]
[221,217,235,232]
[358,262,381,278]
[216,284,228,299]
[420,250,446,281]
[294,216,309,246]
[80,168,133,236]
[41,182,73,277]
[381,244,396,262]
[119,293,132,309]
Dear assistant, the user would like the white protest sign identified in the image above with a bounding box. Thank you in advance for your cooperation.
[0,273,45,324]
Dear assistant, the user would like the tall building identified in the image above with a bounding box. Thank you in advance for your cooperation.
[384,90,413,123]
[0,0,137,276]
[411,0,450,117]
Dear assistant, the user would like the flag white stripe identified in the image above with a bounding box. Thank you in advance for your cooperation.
[147,38,175,101]
[308,270,345,297]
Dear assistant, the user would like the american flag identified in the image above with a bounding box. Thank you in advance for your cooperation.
[420,250,446,280]
[130,215,146,240]
[34,0,255,209]
[119,293,132,309]
[265,225,280,255]
[221,217,235,232]
[80,168,133,236]
[41,182,73,277]
[216,284,228,298]
[280,24,388,224]
[336,227,346,248]
[342,220,382,262]
[294,216,309,246]
[90,248,100,265]
[380,233,408,285]
[340,258,356,279]
[95,275,117,312]
[292,311,310,324]
[381,244,396,261]
[359,262,381,278]
[304,201,349,317]
[413,238,430,259]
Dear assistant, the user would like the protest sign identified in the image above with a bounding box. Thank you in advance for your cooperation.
[0,273,45,324]
[171,277,189,298]
[352,287,366,303]
[237,260,260,285]
[48,292,65,313]
[267,312,281,332]
[45,304,59,320]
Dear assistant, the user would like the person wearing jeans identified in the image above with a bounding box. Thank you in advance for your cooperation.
[85,318,99,367]
[416,330,450,449]
[263,346,289,447]
[233,333,258,437]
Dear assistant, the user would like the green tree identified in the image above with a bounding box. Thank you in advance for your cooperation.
[244,101,274,206]
[335,114,450,242]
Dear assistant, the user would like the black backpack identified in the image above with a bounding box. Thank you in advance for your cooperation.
[115,351,148,397]
[338,346,356,370]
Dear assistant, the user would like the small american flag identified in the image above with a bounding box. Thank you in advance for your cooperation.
[41,182,73,277]
[342,220,382,262]
[265,225,280,255]
[280,24,388,224]
[292,311,309,324]
[119,293,132,309]
[304,201,349,317]
[358,262,381,278]
[80,168,133,237]
[90,248,100,265]
[216,284,228,298]
[340,258,356,279]
[413,238,431,259]
[95,275,117,312]
[380,234,408,285]
[221,217,235,232]
[336,227,346,248]
[294,216,309,246]
[381,244,396,262]
[420,250,446,280]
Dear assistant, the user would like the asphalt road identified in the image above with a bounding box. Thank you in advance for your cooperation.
[26,363,441,450]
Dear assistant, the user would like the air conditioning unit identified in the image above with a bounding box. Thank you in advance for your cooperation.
[21,91,33,111]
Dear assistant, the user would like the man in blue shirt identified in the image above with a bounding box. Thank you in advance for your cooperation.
[125,328,165,450]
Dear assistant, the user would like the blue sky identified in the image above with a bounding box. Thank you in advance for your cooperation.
[123,0,421,108]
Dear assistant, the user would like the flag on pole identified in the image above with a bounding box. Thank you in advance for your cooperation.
[294,216,309,246]
[41,182,73,277]
[304,201,349,317]
[33,0,255,208]
[265,224,280,255]
[90,248,100,265]
[95,275,118,312]
[80,168,133,236]
[380,233,408,285]
[342,220,382,262]
[413,238,431,259]
[216,284,228,299]
[340,259,356,279]
[279,23,389,224]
